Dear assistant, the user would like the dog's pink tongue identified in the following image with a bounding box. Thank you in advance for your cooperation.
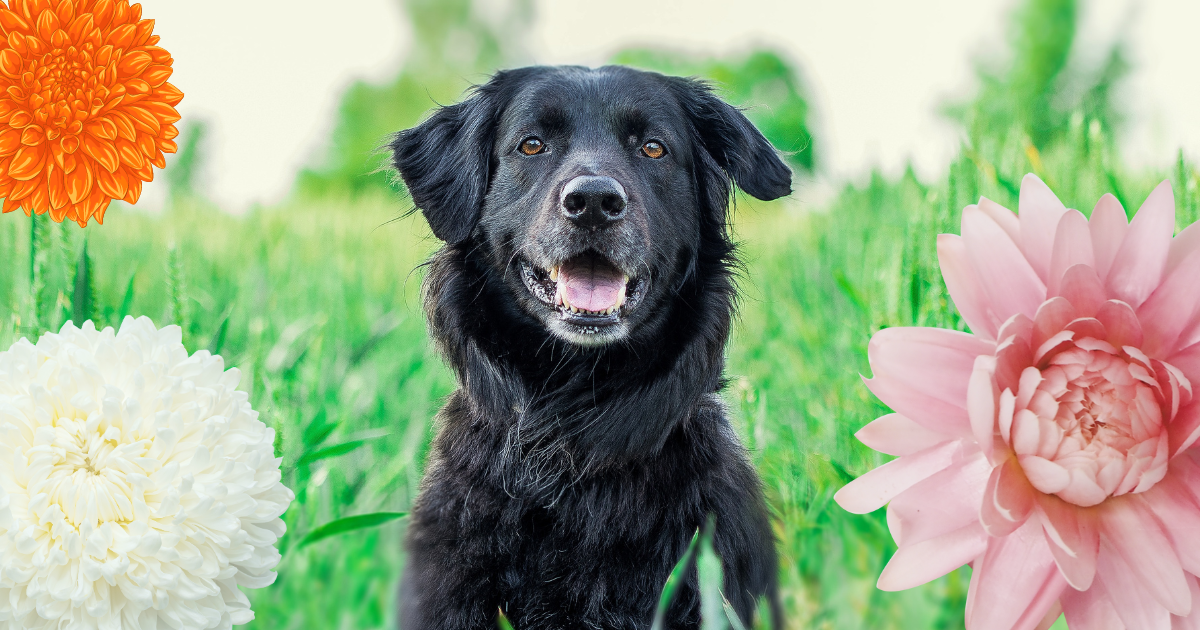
[558,258,625,312]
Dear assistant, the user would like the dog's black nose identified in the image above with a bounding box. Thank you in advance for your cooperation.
[561,176,627,228]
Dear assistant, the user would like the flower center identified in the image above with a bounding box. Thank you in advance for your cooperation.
[1009,338,1180,507]
[9,36,100,148]
[1054,352,1143,450]
[33,416,152,528]
[80,456,100,475]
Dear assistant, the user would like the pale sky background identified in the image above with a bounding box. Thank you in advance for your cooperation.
[140,0,1200,211]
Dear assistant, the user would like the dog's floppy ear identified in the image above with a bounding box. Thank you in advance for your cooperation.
[670,78,792,201]
[389,84,502,244]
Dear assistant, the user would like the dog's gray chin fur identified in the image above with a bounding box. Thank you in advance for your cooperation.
[547,318,631,347]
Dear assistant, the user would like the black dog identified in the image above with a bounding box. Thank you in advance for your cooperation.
[390,65,791,630]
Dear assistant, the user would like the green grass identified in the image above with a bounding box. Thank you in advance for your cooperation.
[2,128,1198,630]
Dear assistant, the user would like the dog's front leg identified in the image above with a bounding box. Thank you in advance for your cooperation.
[701,431,785,629]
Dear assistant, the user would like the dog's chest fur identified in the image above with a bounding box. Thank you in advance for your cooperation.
[407,393,770,629]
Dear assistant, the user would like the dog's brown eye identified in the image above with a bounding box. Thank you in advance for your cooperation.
[641,141,666,159]
[519,137,545,155]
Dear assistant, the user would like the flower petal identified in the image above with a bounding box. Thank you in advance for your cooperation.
[1090,193,1129,284]
[1096,539,1172,629]
[1178,453,1200,489]
[998,389,1017,445]
[1035,493,1099,590]
[1064,317,1106,341]
[1054,264,1107,317]
[1169,402,1200,457]
[980,456,1035,537]
[1034,603,1063,630]
[1048,209,1095,295]
[968,356,998,460]
[834,441,964,514]
[1169,342,1200,394]
[1096,300,1144,350]
[855,413,949,457]
[1101,496,1192,616]
[1143,472,1200,577]
[1058,467,1110,507]
[1032,296,1078,355]
[887,451,990,546]
[965,518,1067,630]
[1172,317,1200,365]
[8,144,44,180]
[1018,173,1070,283]
[865,327,992,436]
[1060,578,1125,630]
[1021,455,1071,494]
[979,197,1021,243]
[1168,220,1200,276]
[878,521,988,591]
[1012,409,1043,456]
[940,234,1000,341]
[964,204,1048,327]
[1139,241,1200,359]
[1174,575,1200,630]
[1107,181,1176,308]
[995,318,1034,393]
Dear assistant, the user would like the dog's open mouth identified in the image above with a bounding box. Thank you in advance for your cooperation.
[520,252,644,326]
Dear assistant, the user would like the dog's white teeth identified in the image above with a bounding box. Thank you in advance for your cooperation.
[570,305,579,313]
[615,285,626,308]
[549,266,559,282]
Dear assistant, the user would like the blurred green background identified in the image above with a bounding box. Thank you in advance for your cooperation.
[1,0,1198,628]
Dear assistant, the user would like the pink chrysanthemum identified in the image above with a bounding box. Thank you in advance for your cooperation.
[835,174,1200,629]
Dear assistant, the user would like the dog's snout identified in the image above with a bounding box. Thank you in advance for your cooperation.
[560,176,627,229]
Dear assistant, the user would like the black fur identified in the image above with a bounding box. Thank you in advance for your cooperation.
[390,65,792,630]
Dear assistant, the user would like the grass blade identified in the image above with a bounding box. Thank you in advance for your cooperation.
[697,520,726,630]
[1104,167,1130,216]
[297,511,407,549]
[295,439,367,467]
[28,205,36,285]
[302,409,337,448]
[166,242,187,330]
[833,270,865,314]
[206,305,233,355]
[497,607,515,630]
[117,271,137,322]
[651,527,701,630]
[71,237,94,326]
[722,596,747,630]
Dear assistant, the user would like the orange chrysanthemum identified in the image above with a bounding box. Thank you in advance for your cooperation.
[0,0,181,227]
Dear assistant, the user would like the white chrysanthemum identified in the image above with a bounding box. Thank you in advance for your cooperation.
[0,317,294,630]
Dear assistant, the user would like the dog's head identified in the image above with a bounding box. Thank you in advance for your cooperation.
[391,65,791,347]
